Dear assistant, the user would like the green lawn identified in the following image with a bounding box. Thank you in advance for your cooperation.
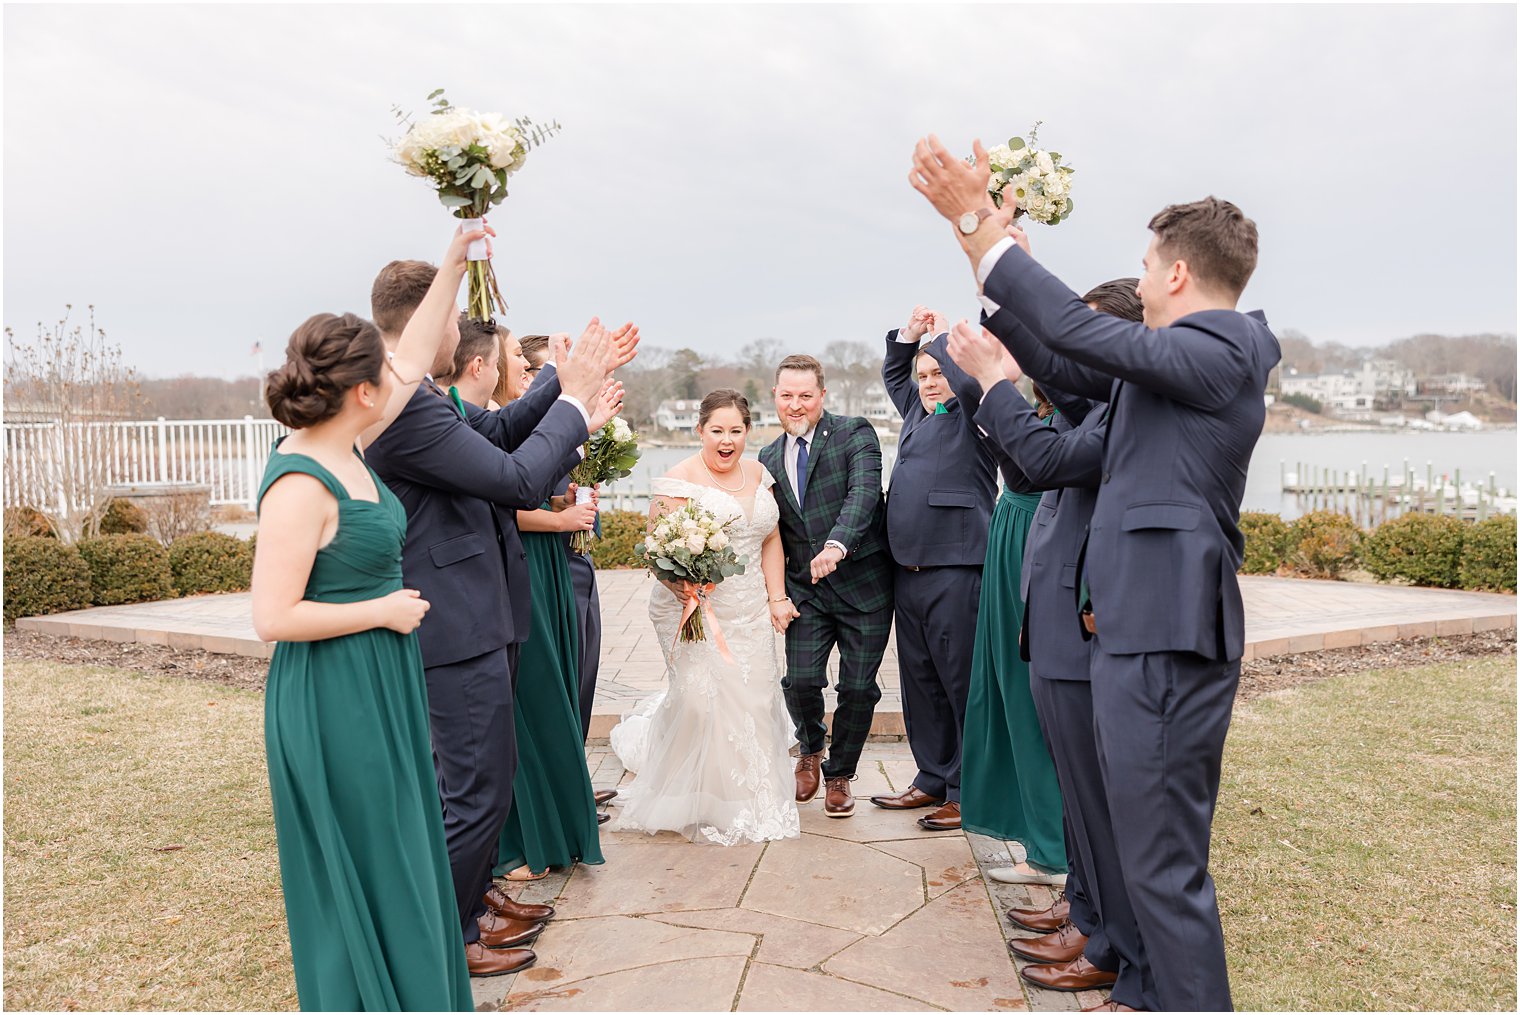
[1216,654,1517,1011]
[4,652,1515,1011]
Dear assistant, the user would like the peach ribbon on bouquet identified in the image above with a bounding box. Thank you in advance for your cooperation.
[675,582,736,664]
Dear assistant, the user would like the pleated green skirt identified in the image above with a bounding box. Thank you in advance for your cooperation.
[495,530,606,874]
[960,489,1067,871]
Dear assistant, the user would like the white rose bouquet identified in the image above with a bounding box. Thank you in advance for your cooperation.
[637,502,748,650]
[982,122,1075,226]
[390,89,562,321]
[567,415,642,554]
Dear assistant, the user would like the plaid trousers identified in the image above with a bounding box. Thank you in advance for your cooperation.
[781,581,894,779]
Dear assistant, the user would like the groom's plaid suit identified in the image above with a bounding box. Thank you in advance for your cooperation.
[759,411,894,779]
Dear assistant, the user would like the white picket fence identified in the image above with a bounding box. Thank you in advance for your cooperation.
[3,416,289,515]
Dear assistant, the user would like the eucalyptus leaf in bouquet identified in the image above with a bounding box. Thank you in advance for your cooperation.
[390,88,562,320]
[636,502,747,648]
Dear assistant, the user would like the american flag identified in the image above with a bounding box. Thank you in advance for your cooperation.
[250,341,262,356]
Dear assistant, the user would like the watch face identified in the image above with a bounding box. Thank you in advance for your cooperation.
[959,212,979,234]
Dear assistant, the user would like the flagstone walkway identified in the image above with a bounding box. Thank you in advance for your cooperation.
[16,573,1515,738]
[478,742,1103,1013]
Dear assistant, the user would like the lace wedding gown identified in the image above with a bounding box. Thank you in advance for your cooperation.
[609,473,801,846]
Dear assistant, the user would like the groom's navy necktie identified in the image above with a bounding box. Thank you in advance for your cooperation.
[795,436,809,510]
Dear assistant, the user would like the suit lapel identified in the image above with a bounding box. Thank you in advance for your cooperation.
[762,436,803,517]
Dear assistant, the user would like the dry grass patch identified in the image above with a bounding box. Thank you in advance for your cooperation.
[3,658,294,1011]
[1216,654,1517,1011]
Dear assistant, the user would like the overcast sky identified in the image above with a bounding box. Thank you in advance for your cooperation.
[4,2,1516,379]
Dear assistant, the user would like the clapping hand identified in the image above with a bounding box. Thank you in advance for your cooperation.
[555,319,617,409]
[588,378,626,431]
[606,321,641,369]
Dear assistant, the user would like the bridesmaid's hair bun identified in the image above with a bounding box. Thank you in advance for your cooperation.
[265,313,385,430]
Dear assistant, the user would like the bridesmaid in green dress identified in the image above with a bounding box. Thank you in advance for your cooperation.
[960,382,1068,876]
[251,226,481,1011]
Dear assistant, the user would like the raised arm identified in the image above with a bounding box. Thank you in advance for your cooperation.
[980,307,1114,402]
[467,361,564,449]
[360,225,482,448]
[924,331,985,417]
[983,244,1251,411]
[976,383,1105,489]
[881,332,924,420]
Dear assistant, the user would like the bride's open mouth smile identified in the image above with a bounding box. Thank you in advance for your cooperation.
[714,447,737,464]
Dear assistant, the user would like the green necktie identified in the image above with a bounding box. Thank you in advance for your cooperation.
[447,385,468,420]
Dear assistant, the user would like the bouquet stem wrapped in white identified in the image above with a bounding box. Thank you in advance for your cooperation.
[983,122,1075,226]
[391,89,561,321]
[637,502,747,653]
[568,416,641,554]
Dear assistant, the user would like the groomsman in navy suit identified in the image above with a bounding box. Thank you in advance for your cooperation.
[365,259,636,977]
[956,287,1151,1007]
[913,135,1278,1011]
[870,308,997,832]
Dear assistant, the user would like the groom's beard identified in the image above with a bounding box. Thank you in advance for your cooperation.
[781,417,811,437]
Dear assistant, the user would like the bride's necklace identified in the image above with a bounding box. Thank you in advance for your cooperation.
[701,455,747,492]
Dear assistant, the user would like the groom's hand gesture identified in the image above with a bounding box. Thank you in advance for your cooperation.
[809,545,845,583]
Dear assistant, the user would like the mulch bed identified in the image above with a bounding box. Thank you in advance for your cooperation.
[4,626,1513,702]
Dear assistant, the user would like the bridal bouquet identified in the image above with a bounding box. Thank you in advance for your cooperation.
[391,89,562,320]
[567,416,642,554]
[983,123,1075,226]
[637,503,748,650]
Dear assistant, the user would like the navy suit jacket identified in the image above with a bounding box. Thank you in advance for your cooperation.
[974,381,1106,679]
[881,331,997,568]
[982,246,1280,661]
[365,367,587,667]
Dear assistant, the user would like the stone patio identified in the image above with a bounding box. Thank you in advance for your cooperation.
[475,742,1108,1013]
[16,572,1515,739]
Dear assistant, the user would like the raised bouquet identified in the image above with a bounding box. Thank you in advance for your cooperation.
[984,122,1075,226]
[391,89,561,320]
[636,502,747,651]
[567,415,641,554]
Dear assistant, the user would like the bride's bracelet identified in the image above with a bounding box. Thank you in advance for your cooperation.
[769,595,791,603]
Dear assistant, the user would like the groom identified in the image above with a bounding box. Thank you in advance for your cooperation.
[759,354,893,819]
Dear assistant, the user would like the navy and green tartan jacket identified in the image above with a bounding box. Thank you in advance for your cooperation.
[759,411,893,613]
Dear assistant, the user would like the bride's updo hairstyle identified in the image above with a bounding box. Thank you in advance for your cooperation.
[697,388,752,429]
[265,313,385,429]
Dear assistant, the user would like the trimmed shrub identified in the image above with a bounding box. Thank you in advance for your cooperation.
[98,498,149,535]
[3,536,93,623]
[1286,510,1362,579]
[169,531,254,595]
[77,534,176,606]
[1360,513,1465,588]
[1460,514,1517,593]
[1238,511,1291,574]
[4,506,56,539]
[588,510,647,569]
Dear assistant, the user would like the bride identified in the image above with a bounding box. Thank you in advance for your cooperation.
[609,389,802,845]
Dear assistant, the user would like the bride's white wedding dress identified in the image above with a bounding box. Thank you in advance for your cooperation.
[609,472,801,846]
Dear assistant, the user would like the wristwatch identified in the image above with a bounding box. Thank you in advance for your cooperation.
[958,207,995,235]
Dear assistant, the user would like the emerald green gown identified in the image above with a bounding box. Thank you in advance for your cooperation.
[259,446,471,1012]
[960,487,1068,872]
[495,525,606,875]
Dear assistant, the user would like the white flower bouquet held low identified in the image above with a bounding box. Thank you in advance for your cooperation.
[568,416,642,554]
[390,89,562,320]
[636,502,747,649]
[981,122,1075,226]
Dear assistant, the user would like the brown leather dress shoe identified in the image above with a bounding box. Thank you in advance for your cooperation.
[1080,998,1138,1011]
[1009,919,1087,964]
[917,800,961,830]
[594,788,618,805]
[598,811,610,824]
[795,752,823,802]
[1007,893,1070,934]
[477,910,545,949]
[823,776,854,817]
[1020,955,1118,993]
[484,884,554,923]
[465,941,536,977]
[869,785,944,810]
